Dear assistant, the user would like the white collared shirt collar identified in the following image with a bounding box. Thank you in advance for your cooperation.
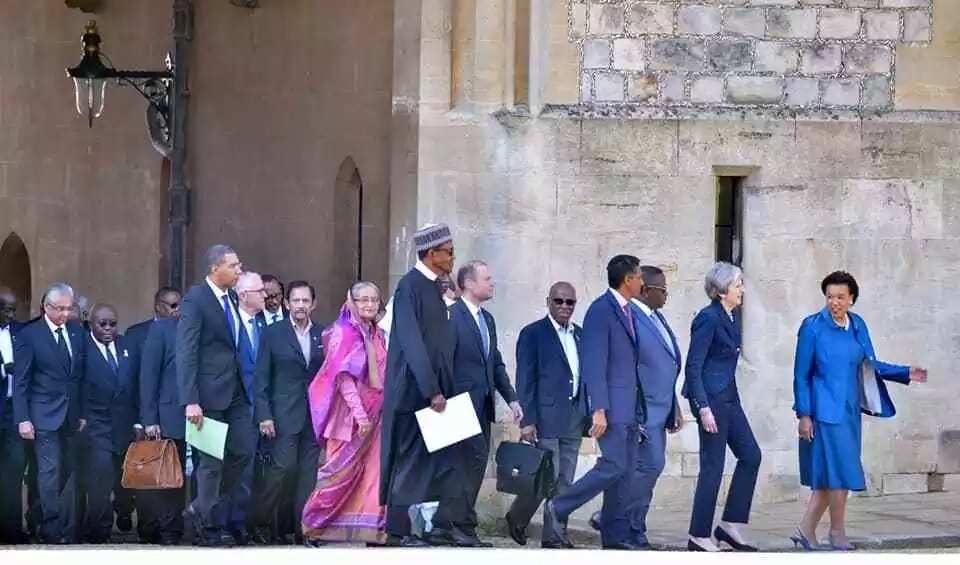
[414,260,439,282]
[631,298,655,318]
[548,314,574,334]
[461,296,483,320]
[90,333,118,360]
[609,288,630,309]
[238,308,258,328]
[291,317,313,336]
[265,308,284,323]
[44,314,65,337]
[205,276,230,302]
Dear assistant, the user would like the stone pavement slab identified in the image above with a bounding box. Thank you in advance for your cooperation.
[492,491,960,551]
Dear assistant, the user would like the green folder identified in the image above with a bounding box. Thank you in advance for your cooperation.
[185,416,229,460]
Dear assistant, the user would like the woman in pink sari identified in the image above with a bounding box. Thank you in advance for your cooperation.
[302,282,388,544]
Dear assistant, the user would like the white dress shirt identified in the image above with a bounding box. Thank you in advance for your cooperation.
[632,298,675,356]
[415,260,439,282]
[292,319,313,365]
[206,276,240,343]
[548,314,580,398]
[264,308,284,325]
[609,287,630,309]
[90,335,119,367]
[461,297,490,353]
[45,315,73,358]
[0,324,13,398]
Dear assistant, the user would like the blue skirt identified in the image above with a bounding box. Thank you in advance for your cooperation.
[799,402,866,491]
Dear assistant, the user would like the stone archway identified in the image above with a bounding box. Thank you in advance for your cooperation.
[332,157,363,306]
[0,233,31,320]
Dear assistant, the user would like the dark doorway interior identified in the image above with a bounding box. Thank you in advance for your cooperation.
[0,233,32,320]
[332,157,363,311]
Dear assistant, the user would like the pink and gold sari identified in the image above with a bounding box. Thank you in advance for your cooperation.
[302,296,388,543]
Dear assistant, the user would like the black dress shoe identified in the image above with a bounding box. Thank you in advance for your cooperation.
[714,526,757,552]
[116,514,133,533]
[541,541,568,549]
[456,526,492,548]
[504,512,527,546]
[231,528,250,546]
[304,538,326,548]
[159,534,181,546]
[542,501,573,549]
[251,526,273,545]
[400,535,431,547]
[218,529,236,547]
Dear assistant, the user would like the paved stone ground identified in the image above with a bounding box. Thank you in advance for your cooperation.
[2,491,958,552]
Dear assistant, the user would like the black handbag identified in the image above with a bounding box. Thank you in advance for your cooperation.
[494,441,557,500]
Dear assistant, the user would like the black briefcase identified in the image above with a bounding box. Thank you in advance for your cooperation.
[494,441,557,500]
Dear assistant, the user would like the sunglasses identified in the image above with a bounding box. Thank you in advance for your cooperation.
[646,285,668,294]
[160,301,180,309]
[96,320,118,328]
[551,298,577,306]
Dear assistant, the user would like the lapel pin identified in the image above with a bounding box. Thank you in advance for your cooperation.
[123,349,129,357]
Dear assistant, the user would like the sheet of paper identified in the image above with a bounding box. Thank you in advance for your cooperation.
[415,392,482,453]
[185,416,228,460]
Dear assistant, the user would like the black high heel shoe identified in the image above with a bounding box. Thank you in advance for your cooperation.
[714,525,757,552]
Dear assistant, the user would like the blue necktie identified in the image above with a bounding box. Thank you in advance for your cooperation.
[222,294,237,345]
[476,310,490,358]
[650,312,675,358]
[247,318,259,359]
[105,345,119,374]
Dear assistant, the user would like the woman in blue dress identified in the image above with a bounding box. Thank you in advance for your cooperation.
[791,271,927,551]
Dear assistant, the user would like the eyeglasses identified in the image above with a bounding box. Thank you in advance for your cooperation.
[433,247,455,257]
[159,301,180,309]
[646,285,668,294]
[264,293,283,301]
[44,304,72,314]
[353,297,380,304]
[96,320,118,328]
[243,288,266,295]
[551,298,577,306]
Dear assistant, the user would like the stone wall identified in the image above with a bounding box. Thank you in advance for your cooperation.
[574,0,933,109]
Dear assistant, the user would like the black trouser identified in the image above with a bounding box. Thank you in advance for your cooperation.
[253,423,322,535]
[137,438,188,541]
[433,401,491,535]
[191,390,255,532]
[34,427,79,543]
[0,398,26,543]
[23,441,41,538]
[82,447,124,542]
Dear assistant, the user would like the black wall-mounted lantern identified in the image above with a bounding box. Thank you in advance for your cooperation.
[66,21,175,156]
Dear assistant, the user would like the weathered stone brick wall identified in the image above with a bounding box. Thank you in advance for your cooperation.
[574,0,933,109]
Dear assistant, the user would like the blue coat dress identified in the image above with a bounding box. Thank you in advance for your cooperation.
[792,309,910,490]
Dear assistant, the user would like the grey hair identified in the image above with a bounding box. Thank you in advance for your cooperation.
[44,283,75,306]
[704,262,742,301]
[350,281,381,300]
[236,271,261,292]
[205,244,236,272]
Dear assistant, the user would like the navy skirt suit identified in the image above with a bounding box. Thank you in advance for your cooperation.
[681,300,761,538]
[793,309,910,491]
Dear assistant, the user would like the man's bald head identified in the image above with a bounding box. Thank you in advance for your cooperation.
[90,303,119,344]
[0,286,16,325]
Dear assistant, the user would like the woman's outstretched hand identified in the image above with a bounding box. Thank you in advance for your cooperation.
[909,367,928,383]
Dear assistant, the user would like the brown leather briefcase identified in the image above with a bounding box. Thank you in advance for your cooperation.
[121,439,184,490]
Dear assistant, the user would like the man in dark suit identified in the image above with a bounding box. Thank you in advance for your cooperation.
[0,287,27,543]
[543,255,647,550]
[260,275,289,326]
[13,283,86,544]
[381,223,458,547]
[80,304,141,543]
[139,317,186,545]
[624,266,684,548]
[433,260,521,547]
[252,280,325,545]
[505,281,586,548]
[123,286,180,541]
[176,244,256,547]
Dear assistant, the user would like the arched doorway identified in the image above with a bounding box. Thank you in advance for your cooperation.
[0,233,31,320]
[333,157,363,307]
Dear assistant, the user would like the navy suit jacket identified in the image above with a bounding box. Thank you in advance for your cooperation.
[12,319,86,431]
[176,282,244,410]
[630,303,682,429]
[253,320,325,435]
[681,300,741,411]
[581,290,646,425]
[83,335,139,454]
[449,299,518,422]
[139,318,185,439]
[516,316,586,438]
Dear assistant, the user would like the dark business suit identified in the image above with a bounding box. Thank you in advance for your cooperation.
[549,290,646,547]
[176,281,256,535]
[252,319,325,536]
[507,316,586,545]
[681,300,760,538]
[0,320,26,543]
[627,302,682,545]
[81,335,139,542]
[435,299,518,537]
[138,318,188,542]
[12,318,85,543]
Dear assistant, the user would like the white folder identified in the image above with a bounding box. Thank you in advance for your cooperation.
[415,392,482,453]
[859,359,883,415]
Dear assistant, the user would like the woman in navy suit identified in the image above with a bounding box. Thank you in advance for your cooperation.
[791,271,927,551]
[682,262,761,552]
